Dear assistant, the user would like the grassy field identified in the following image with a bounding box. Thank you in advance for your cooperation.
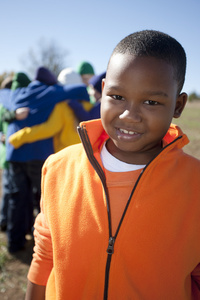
[172,100,200,159]
[0,101,200,299]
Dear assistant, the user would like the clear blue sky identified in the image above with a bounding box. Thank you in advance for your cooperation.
[0,0,200,94]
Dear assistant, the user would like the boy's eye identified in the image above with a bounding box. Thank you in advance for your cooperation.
[112,95,124,101]
[144,100,159,105]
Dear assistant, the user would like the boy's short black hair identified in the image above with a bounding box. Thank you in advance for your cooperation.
[110,30,186,94]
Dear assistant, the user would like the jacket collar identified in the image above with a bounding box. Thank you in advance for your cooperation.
[162,123,189,149]
[80,119,189,152]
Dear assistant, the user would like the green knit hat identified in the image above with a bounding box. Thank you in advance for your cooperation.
[77,61,95,75]
[11,72,31,90]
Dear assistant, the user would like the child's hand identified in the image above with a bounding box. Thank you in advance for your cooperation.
[15,107,30,120]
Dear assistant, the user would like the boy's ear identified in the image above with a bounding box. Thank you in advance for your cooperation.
[101,78,105,92]
[173,92,188,118]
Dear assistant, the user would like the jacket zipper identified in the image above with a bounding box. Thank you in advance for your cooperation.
[103,169,144,300]
[78,125,182,300]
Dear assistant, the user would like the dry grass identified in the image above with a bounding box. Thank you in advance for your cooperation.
[173,100,200,159]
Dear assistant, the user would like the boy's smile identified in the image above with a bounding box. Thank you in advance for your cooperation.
[101,54,187,165]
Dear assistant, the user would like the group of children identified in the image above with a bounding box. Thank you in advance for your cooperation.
[0,63,105,253]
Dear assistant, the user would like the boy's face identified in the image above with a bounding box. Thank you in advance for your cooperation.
[81,74,93,86]
[101,53,187,165]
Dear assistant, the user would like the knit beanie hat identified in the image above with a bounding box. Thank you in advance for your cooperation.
[89,71,106,94]
[35,66,57,85]
[77,61,95,75]
[57,68,82,85]
[11,72,31,90]
[1,76,13,89]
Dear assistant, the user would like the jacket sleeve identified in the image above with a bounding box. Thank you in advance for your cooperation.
[27,158,54,286]
[9,102,65,149]
[1,108,16,122]
[67,100,98,121]
[27,211,53,286]
[0,105,15,131]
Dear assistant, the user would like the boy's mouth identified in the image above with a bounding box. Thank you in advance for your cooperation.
[119,128,138,135]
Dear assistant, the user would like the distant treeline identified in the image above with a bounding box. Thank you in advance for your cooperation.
[0,72,200,103]
[188,92,200,102]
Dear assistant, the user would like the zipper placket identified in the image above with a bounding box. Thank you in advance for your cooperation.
[103,167,145,300]
[78,125,182,300]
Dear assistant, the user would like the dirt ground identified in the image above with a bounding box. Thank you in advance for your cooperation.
[0,102,200,299]
[0,232,34,300]
[0,166,34,299]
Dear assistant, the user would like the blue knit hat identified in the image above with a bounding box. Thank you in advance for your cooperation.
[35,67,57,85]
[89,72,106,94]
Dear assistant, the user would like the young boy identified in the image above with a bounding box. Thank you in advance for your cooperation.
[25,30,200,299]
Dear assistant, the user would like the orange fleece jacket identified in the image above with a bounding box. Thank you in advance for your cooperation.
[28,119,200,299]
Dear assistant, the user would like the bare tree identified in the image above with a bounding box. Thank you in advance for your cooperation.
[0,71,14,88]
[21,37,69,78]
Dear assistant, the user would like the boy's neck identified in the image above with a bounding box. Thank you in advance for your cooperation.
[106,139,163,165]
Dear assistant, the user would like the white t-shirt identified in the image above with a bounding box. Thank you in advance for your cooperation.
[100,143,146,172]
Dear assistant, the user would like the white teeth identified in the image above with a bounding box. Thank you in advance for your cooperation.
[119,128,136,135]
[121,129,129,134]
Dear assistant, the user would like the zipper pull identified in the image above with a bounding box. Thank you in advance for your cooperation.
[107,237,115,255]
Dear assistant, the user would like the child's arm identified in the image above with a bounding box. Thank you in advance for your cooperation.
[67,100,99,121]
[26,158,54,299]
[25,280,46,300]
[9,102,64,149]
[26,208,53,299]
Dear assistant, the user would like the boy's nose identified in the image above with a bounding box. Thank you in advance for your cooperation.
[119,105,142,122]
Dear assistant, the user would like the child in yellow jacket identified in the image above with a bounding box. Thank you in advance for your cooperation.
[25,30,200,300]
[8,100,92,152]
[8,69,93,153]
